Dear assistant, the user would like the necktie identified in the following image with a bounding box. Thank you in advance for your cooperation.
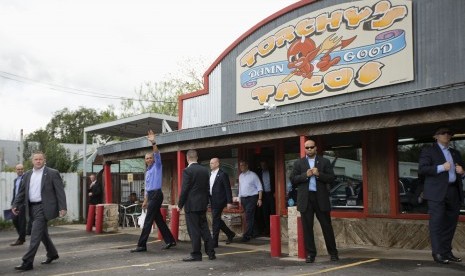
[308,158,316,191]
[444,148,456,183]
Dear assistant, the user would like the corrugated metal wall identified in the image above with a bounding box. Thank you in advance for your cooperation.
[182,65,222,128]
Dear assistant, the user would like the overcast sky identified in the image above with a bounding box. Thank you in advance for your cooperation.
[0,0,296,140]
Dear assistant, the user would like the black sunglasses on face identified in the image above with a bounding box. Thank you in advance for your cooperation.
[305,146,316,150]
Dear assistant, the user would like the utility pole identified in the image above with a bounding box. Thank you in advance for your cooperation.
[0,148,4,171]
[19,129,24,164]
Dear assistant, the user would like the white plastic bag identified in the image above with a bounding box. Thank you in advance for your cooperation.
[138,209,146,228]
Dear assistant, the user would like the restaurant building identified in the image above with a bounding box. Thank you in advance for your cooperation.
[93,0,465,253]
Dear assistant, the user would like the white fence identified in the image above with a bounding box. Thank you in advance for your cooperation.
[0,172,79,222]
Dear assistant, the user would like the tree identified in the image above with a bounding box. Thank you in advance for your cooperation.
[119,57,205,117]
[23,107,117,172]
[23,131,75,172]
[46,106,117,144]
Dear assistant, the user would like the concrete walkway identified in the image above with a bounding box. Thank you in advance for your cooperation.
[1,224,464,275]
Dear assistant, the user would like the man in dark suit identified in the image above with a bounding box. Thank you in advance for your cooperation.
[257,160,275,235]
[130,130,176,253]
[290,139,338,263]
[88,173,103,205]
[178,150,215,261]
[12,151,67,271]
[209,158,236,247]
[419,126,464,264]
[10,164,26,246]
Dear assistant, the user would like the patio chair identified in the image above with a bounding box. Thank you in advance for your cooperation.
[120,203,142,228]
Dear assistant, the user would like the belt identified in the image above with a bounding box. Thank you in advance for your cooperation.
[29,201,42,205]
[147,189,161,193]
[241,195,258,198]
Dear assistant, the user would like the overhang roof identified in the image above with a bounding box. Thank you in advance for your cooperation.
[84,113,178,139]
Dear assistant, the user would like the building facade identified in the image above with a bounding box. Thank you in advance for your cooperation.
[97,0,465,252]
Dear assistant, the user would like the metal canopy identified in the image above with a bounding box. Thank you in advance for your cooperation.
[84,113,178,138]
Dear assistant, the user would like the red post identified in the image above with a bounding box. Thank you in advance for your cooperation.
[95,205,104,234]
[270,215,281,257]
[158,208,168,240]
[104,162,112,203]
[170,207,179,241]
[297,216,306,259]
[86,205,96,232]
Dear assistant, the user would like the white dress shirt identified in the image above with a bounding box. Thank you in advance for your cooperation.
[210,168,219,196]
[29,166,44,202]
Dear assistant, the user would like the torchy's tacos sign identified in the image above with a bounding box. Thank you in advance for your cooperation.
[236,0,413,113]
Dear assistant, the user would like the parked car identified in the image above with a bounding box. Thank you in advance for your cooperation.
[399,177,428,213]
[330,181,362,208]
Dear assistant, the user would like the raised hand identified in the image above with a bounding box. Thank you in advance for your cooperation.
[147,129,156,144]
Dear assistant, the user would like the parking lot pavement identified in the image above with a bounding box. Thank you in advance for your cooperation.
[1,224,464,275]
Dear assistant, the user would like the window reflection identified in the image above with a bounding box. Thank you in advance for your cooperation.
[324,147,363,210]
[397,142,428,213]
[398,139,465,214]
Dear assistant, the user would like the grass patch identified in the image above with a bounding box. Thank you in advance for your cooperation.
[0,218,14,230]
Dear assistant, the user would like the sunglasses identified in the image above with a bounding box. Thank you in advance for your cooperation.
[305,146,316,150]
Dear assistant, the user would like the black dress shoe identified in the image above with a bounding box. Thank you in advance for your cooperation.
[161,242,176,250]
[41,255,59,264]
[240,236,250,242]
[305,255,315,263]
[330,254,339,261]
[208,253,216,260]
[10,239,25,246]
[432,253,449,264]
[444,253,462,262]
[182,256,202,262]
[15,262,33,271]
[130,247,147,253]
[226,233,236,244]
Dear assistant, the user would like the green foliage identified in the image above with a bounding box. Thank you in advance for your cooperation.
[0,218,13,230]
[120,57,205,117]
[23,107,117,172]
[46,107,117,144]
[22,137,73,172]
[398,143,427,163]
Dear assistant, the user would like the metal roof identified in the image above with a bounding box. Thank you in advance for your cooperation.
[84,113,178,139]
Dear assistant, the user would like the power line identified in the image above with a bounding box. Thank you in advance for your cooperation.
[0,70,177,104]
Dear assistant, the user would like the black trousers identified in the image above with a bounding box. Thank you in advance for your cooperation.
[12,205,26,242]
[241,195,258,238]
[185,211,214,258]
[262,192,275,233]
[137,190,175,247]
[211,207,235,246]
[428,185,461,255]
[301,192,337,257]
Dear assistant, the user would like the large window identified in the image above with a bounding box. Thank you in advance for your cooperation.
[397,141,428,214]
[324,147,363,210]
[397,137,465,214]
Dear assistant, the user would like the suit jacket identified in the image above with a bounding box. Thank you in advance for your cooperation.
[12,167,67,221]
[418,143,464,202]
[290,155,336,212]
[178,163,210,213]
[11,175,23,205]
[210,169,233,209]
[89,181,103,205]
[257,168,275,194]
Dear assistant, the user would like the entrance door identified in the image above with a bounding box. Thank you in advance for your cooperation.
[245,146,276,237]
